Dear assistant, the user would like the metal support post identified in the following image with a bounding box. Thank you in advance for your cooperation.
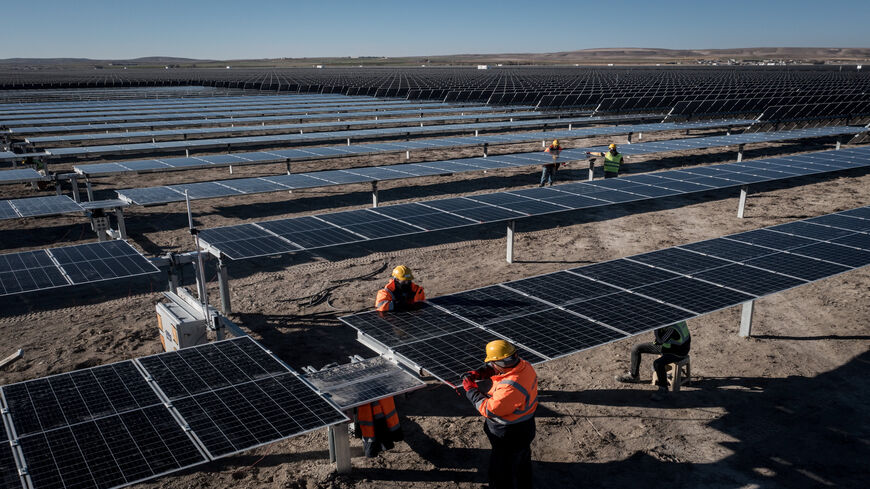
[85,179,94,202]
[737,185,749,218]
[347,138,351,146]
[406,150,410,160]
[371,181,379,207]
[69,175,81,203]
[836,140,841,150]
[739,300,755,337]
[114,209,127,239]
[228,165,233,175]
[638,132,642,140]
[217,259,232,315]
[483,143,488,157]
[588,160,595,181]
[285,160,292,175]
[737,144,745,162]
[627,132,633,144]
[506,220,516,264]
[568,123,572,130]
[726,127,731,136]
[474,130,478,137]
[167,261,179,294]
[328,419,352,474]
[190,261,207,306]
[185,149,190,157]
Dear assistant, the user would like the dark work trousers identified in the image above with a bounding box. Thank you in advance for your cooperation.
[604,170,619,179]
[483,418,536,489]
[630,342,685,385]
[540,165,556,186]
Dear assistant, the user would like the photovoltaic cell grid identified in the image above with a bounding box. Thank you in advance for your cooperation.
[199,146,870,261]
[0,195,84,219]
[0,241,159,296]
[341,205,870,387]
[302,357,425,409]
[45,115,748,159]
[0,336,348,489]
[111,125,862,205]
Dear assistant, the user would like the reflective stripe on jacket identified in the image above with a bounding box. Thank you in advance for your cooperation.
[473,359,538,425]
[375,279,425,311]
[357,396,401,440]
[604,152,623,173]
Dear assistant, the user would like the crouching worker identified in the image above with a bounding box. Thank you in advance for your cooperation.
[375,265,425,312]
[355,396,403,457]
[616,321,691,400]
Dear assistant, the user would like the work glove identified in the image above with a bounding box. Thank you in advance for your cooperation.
[462,377,479,392]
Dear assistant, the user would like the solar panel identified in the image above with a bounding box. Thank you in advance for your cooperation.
[0,168,44,185]
[830,233,870,251]
[566,292,694,334]
[0,413,23,489]
[484,308,627,360]
[693,263,807,296]
[48,240,160,285]
[570,259,680,289]
[0,250,69,295]
[633,276,754,314]
[767,222,855,241]
[392,328,546,385]
[628,248,732,275]
[136,337,348,459]
[198,224,300,260]
[743,251,853,281]
[2,361,206,489]
[679,238,778,262]
[789,242,870,268]
[429,286,551,325]
[8,195,83,218]
[345,303,479,348]
[805,214,870,232]
[302,357,425,409]
[502,271,622,306]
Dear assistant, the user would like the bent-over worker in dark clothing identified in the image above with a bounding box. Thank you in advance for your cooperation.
[616,321,691,400]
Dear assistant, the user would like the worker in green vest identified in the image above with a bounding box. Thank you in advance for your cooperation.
[616,321,691,401]
[586,144,624,178]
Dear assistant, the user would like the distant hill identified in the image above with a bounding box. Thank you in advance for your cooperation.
[0,48,867,68]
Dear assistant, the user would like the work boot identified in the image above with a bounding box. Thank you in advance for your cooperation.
[650,387,669,401]
[615,372,640,383]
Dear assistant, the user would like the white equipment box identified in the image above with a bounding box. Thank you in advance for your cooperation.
[156,288,213,351]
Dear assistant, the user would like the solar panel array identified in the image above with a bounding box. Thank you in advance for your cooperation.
[341,206,870,385]
[116,126,863,206]
[0,240,159,296]
[0,169,46,185]
[42,112,661,158]
[75,118,755,177]
[198,146,870,260]
[0,336,348,489]
[302,357,426,409]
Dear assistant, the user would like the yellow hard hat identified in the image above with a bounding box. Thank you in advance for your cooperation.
[484,340,517,363]
[552,139,559,146]
[391,265,413,281]
[609,143,617,150]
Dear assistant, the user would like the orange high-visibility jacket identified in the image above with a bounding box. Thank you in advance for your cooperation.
[375,279,425,312]
[357,396,401,440]
[473,359,538,425]
[545,144,562,153]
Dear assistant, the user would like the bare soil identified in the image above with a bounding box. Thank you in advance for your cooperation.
[1,130,868,489]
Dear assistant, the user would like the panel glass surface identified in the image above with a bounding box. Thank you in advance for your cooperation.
[571,259,679,289]
[745,252,851,281]
[566,292,694,334]
[633,276,754,314]
[693,263,807,296]
[503,271,621,306]
[341,304,478,348]
[430,286,551,325]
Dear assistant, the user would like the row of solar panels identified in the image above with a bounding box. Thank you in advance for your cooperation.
[0,196,129,221]
[0,336,349,489]
[9,105,506,135]
[40,113,663,158]
[0,93,378,113]
[0,240,158,296]
[197,146,870,261]
[0,101,473,126]
[0,168,47,185]
[26,111,568,144]
[115,126,863,206]
[73,118,754,176]
[341,205,870,385]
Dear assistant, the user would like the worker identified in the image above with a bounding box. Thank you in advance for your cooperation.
[540,139,562,187]
[586,143,624,178]
[462,340,538,488]
[355,396,404,457]
[616,321,691,400]
[375,265,425,312]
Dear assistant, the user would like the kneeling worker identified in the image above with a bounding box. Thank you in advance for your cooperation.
[462,340,538,489]
[586,143,624,178]
[616,321,691,400]
[375,265,425,312]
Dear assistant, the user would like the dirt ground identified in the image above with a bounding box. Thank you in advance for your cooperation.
[1,127,868,489]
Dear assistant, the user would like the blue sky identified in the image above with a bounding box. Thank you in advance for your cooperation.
[2,0,868,59]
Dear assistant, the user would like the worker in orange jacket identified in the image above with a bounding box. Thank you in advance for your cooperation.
[540,139,563,187]
[462,340,538,489]
[375,265,425,312]
[355,396,403,457]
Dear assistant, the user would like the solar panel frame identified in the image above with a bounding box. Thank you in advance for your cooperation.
[302,357,425,410]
